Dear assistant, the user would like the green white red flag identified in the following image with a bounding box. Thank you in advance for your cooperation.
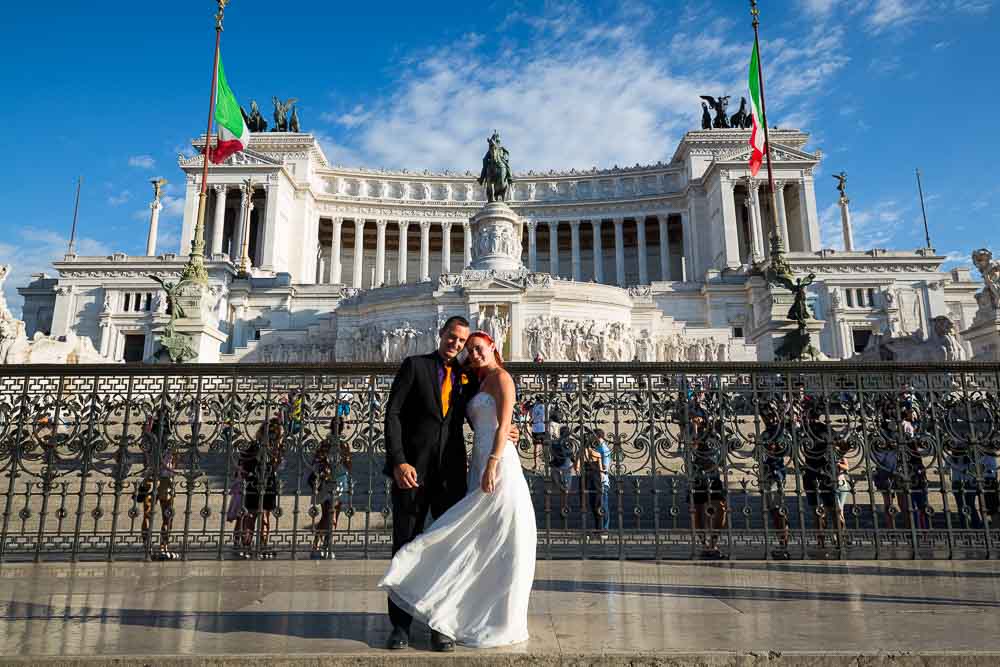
[206,57,248,164]
[747,41,765,176]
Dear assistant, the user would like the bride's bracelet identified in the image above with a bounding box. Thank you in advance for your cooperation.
[488,454,501,462]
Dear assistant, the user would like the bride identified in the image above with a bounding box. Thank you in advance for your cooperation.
[379,331,537,648]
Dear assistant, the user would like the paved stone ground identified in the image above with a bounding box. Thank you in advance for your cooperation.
[1,559,1000,666]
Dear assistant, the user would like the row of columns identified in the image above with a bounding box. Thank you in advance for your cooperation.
[524,215,681,286]
[206,184,261,262]
[324,218,474,288]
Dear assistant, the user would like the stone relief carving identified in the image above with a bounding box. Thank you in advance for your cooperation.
[479,305,510,355]
[343,320,438,363]
[522,316,744,362]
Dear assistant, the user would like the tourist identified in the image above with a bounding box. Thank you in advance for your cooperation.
[578,429,611,537]
[309,416,352,559]
[549,425,575,494]
[235,417,285,559]
[800,404,846,555]
[530,399,548,467]
[948,446,998,530]
[686,387,728,559]
[136,406,178,561]
[759,403,790,559]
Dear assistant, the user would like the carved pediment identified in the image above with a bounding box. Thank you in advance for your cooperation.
[720,143,819,164]
[178,148,283,169]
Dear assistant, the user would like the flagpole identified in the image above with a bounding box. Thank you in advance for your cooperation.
[750,0,783,251]
[182,0,229,286]
[67,176,82,256]
[915,168,932,249]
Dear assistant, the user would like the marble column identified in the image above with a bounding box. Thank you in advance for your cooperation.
[775,181,790,250]
[463,222,472,268]
[230,189,246,260]
[635,216,648,285]
[526,221,538,271]
[330,218,343,284]
[352,219,366,289]
[680,210,692,281]
[591,219,604,283]
[261,184,278,269]
[441,221,452,273]
[749,182,766,259]
[419,221,431,281]
[374,219,387,287]
[570,220,582,281]
[657,215,670,281]
[146,199,162,256]
[317,252,326,285]
[211,185,227,256]
[800,178,821,252]
[548,221,560,277]
[720,179,741,269]
[397,221,410,284]
[839,195,855,252]
[614,218,625,286]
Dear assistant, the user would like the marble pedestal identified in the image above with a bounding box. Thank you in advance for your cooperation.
[159,285,227,363]
[469,201,523,272]
[962,311,1000,361]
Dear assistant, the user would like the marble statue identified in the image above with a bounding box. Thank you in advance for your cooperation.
[480,306,510,355]
[972,248,1000,311]
[855,315,966,362]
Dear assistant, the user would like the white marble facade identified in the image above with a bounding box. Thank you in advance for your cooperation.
[18,130,980,363]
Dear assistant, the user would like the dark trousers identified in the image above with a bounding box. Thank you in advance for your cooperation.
[387,479,463,632]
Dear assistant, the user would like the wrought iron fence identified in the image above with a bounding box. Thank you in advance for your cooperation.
[1,361,999,563]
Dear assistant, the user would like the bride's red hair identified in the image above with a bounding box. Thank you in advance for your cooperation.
[465,331,504,372]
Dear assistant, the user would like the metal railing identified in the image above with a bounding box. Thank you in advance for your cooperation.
[1,361,998,562]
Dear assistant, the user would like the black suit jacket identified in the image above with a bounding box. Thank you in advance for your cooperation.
[383,352,478,492]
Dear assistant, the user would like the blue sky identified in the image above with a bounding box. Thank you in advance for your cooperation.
[1,0,998,314]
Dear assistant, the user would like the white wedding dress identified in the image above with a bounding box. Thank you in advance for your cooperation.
[379,392,537,647]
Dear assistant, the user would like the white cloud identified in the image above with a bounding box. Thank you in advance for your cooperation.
[799,0,841,15]
[0,229,110,318]
[866,0,928,34]
[940,250,972,269]
[820,199,908,250]
[321,5,848,171]
[108,190,132,206]
[954,0,992,13]
[128,154,156,169]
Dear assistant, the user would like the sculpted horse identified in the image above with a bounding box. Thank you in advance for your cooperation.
[478,131,514,202]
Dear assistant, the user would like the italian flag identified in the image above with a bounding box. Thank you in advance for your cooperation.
[207,57,248,164]
[747,41,765,176]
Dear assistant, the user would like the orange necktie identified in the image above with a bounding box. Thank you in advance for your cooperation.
[441,365,453,417]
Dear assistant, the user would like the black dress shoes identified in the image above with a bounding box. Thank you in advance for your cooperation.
[386,625,409,650]
[430,629,456,652]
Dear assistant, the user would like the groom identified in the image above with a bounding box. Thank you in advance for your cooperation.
[383,315,476,651]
